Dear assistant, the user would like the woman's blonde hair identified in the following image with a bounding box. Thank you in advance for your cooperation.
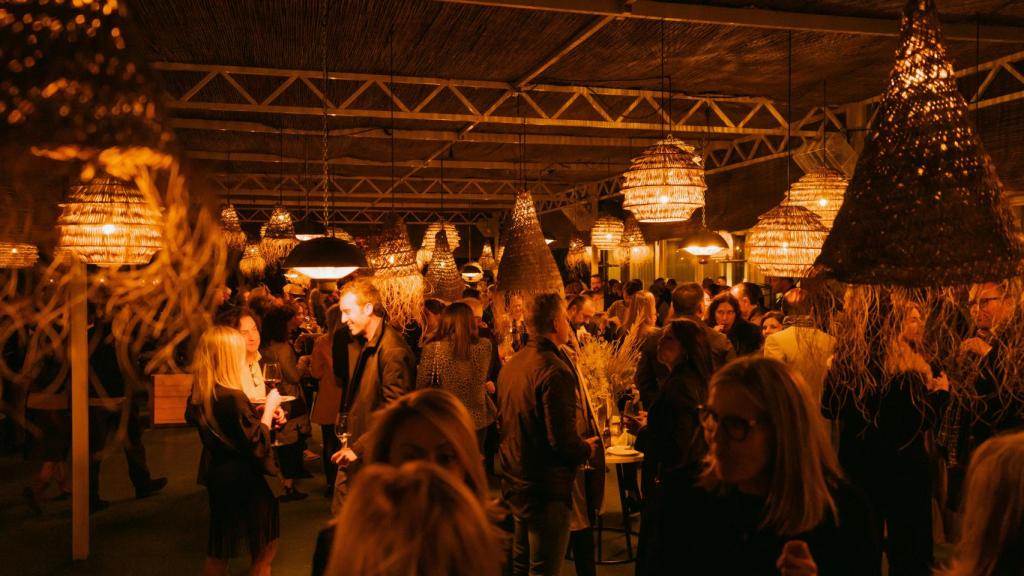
[624,290,657,332]
[189,326,248,443]
[943,431,1024,576]
[362,389,491,510]
[700,356,842,536]
[325,462,500,576]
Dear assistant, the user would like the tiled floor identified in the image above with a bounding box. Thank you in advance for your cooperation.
[0,426,637,575]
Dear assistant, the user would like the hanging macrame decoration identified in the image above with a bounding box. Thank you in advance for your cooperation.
[219,204,247,251]
[259,206,299,266]
[815,0,1023,286]
[424,229,463,302]
[369,216,425,328]
[786,168,849,230]
[620,214,652,264]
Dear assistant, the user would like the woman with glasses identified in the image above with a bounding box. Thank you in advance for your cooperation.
[662,356,880,575]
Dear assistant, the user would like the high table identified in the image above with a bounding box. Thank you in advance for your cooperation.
[597,447,644,564]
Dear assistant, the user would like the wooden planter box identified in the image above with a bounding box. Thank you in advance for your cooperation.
[152,374,192,426]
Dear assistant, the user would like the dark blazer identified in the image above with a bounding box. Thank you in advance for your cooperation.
[707,317,762,357]
[498,337,591,518]
[678,314,736,371]
[635,328,667,409]
[343,321,417,448]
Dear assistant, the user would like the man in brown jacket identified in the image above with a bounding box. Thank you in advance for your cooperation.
[499,293,600,576]
[330,278,416,511]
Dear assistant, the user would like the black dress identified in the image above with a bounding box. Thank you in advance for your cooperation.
[186,385,280,559]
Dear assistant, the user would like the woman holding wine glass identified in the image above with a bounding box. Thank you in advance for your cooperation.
[186,326,285,576]
[260,305,312,502]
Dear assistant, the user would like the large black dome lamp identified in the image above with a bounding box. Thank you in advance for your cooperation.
[283,235,366,280]
[681,229,729,264]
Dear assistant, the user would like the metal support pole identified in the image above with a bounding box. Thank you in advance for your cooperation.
[70,259,90,559]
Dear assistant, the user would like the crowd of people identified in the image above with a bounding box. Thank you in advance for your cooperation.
[11,267,1024,576]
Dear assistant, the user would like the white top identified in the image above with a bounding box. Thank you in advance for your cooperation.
[242,352,266,403]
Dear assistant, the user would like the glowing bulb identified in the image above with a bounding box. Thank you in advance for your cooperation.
[10,247,18,254]
[658,195,669,204]
[818,198,829,207]
[101,223,117,235]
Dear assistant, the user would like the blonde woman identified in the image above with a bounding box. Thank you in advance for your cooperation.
[621,290,659,338]
[660,357,881,575]
[324,462,501,576]
[186,326,285,576]
[314,389,502,576]
[942,430,1024,576]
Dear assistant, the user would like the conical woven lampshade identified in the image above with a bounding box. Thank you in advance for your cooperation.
[239,241,267,279]
[259,206,299,265]
[220,204,247,251]
[478,242,497,271]
[565,233,591,269]
[621,214,652,264]
[425,230,464,302]
[369,216,420,278]
[592,216,624,250]
[748,203,829,278]
[496,190,563,295]
[0,242,39,269]
[786,168,848,230]
[815,0,1024,286]
[57,176,164,267]
[621,135,706,222]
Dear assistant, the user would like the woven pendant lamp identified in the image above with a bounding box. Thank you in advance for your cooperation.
[259,206,299,265]
[816,0,1023,285]
[478,242,497,271]
[425,230,464,302]
[592,215,624,250]
[219,204,247,251]
[565,233,592,269]
[747,203,829,278]
[368,216,424,327]
[0,242,39,269]
[621,214,652,264]
[57,176,164,267]
[786,168,848,230]
[418,221,461,268]
[496,189,564,296]
[239,241,267,279]
[621,136,706,222]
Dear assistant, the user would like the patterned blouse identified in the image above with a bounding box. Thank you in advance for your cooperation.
[416,339,494,430]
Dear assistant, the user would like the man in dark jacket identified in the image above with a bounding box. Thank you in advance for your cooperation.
[669,283,736,371]
[499,293,600,576]
[330,278,416,512]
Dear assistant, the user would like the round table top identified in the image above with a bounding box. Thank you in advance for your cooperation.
[605,447,644,464]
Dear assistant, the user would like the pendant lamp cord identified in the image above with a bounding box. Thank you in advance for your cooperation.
[661,18,667,138]
[390,24,396,212]
[321,0,331,233]
[785,30,792,202]
[821,79,827,162]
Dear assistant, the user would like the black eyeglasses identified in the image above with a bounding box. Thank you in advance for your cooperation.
[698,406,760,442]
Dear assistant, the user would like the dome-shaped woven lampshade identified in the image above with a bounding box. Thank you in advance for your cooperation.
[496,189,563,295]
[565,233,591,269]
[219,204,247,251]
[425,230,464,302]
[816,0,1024,286]
[592,215,624,250]
[621,135,706,222]
[0,242,39,269]
[620,214,652,264]
[57,176,164,267]
[239,241,267,279]
[259,206,299,265]
[786,168,849,230]
[747,203,829,278]
[478,242,497,271]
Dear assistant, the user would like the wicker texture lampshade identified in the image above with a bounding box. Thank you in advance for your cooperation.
[496,190,563,295]
[369,216,420,278]
[57,176,163,267]
[565,233,592,269]
[478,242,497,271]
[259,206,299,265]
[219,204,247,251]
[786,168,849,230]
[239,241,267,279]
[816,0,1024,286]
[0,242,39,269]
[592,216,624,250]
[621,135,706,222]
[419,222,461,261]
[747,203,829,278]
[621,215,652,264]
[425,230,464,302]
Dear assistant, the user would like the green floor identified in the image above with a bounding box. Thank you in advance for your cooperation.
[0,426,638,575]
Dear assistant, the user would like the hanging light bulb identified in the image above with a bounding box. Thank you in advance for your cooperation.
[786,167,848,230]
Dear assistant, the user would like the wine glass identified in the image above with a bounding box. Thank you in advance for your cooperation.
[262,363,282,393]
[334,412,352,450]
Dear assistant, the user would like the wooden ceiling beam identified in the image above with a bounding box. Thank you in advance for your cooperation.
[185,150,605,172]
[436,0,1024,43]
